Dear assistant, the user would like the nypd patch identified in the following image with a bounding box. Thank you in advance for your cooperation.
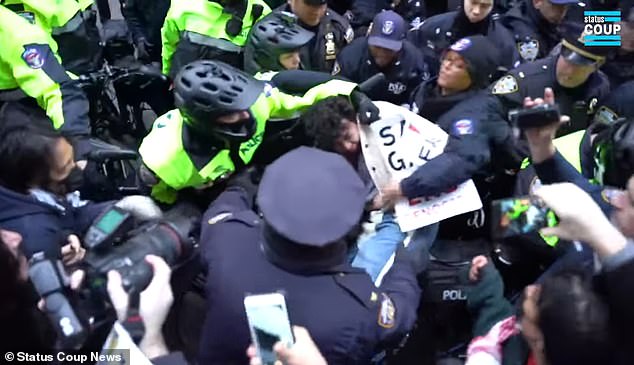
[378,293,395,328]
[452,119,476,135]
[450,38,472,52]
[492,75,519,95]
[518,39,539,62]
[22,47,45,69]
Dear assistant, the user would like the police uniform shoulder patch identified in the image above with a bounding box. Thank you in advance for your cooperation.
[208,212,232,225]
[492,75,519,95]
[450,38,472,51]
[452,119,476,135]
[378,293,395,328]
[517,38,539,62]
[22,46,45,69]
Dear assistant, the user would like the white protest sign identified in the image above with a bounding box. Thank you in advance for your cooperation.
[360,101,482,232]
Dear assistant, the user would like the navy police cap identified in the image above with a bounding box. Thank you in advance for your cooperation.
[257,146,367,247]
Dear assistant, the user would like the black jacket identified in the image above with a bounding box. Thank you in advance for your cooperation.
[120,0,171,61]
[334,37,432,106]
[488,55,611,137]
[407,10,519,72]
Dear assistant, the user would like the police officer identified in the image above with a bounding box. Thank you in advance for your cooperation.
[278,0,355,73]
[161,0,271,77]
[601,1,634,87]
[198,146,421,364]
[138,60,378,204]
[392,0,427,29]
[501,0,578,63]
[334,10,431,107]
[243,11,315,76]
[410,34,500,122]
[119,0,171,63]
[518,81,634,198]
[488,23,611,138]
[0,5,91,161]
[408,0,519,73]
[1,0,102,75]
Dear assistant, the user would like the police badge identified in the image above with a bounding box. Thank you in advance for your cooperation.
[518,39,539,62]
[382,20,394,35]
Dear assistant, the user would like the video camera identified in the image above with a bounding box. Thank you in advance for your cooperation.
[509,103,561,129]
[28,205,199,350]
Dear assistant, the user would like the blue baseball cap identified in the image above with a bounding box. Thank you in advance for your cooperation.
[548,0,579,4]
[368,10,406,52]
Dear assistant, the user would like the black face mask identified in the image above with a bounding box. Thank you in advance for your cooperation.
[213,116,257,143]
[49,166,84,196]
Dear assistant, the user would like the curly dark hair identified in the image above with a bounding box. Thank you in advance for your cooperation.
[301,96,357,152]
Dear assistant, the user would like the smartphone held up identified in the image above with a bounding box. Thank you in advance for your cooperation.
[491,196,558,239]
[244,292,295,365]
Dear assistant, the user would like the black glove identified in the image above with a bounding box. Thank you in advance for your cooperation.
[351,90,380,124]
[135,37,152,62]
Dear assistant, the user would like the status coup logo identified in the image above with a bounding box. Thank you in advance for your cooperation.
[583,10,622,46]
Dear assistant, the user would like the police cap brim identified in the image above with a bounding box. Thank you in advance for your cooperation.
[257,147,367,247]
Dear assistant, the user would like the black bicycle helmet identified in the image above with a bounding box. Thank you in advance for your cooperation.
[243,11,314,74]
[174,60,264,141]
[592,117,634,188]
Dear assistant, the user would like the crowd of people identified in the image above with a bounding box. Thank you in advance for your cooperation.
[0,0,633,364]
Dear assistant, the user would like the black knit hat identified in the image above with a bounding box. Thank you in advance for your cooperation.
[445,35,500,89]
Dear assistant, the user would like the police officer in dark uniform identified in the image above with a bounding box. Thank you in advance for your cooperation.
[410,35,500,122]
[119,0,171,63]
[278,0,355,73]
[197,146,421,364]
[407,0,519,74]
[334,10,432,107]
[488,23,611,138]
[501,0,578,64]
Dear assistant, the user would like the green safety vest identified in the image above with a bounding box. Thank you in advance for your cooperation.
[520,130,587,246]
[140,79,358,203]
[1,0,91,34]
[0,5,70,129]
[161,0,271,75]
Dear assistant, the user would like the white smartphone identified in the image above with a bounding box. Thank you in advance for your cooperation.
[244,292,294,365]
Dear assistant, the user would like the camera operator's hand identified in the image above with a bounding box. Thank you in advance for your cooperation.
[522,87,571,164]
[247,326,327,365]
[61,235,86,266]
[535,183,628,258]
[107,255,173,359]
